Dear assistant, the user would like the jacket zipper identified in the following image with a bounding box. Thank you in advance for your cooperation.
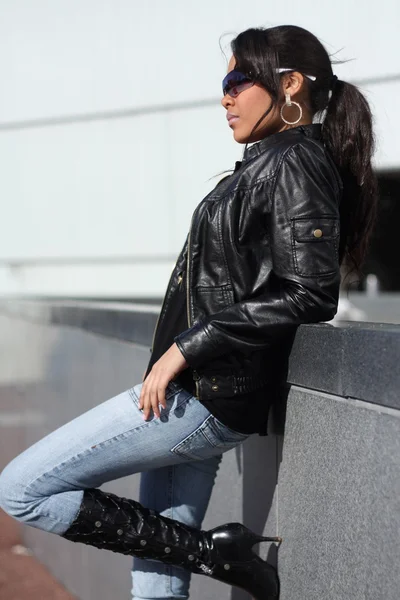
[150,269,179,353]
[150,299,164,355]
[186,215,201,398]
[150,264,185,353]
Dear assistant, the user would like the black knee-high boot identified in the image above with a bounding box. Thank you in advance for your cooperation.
[61,488,281,599]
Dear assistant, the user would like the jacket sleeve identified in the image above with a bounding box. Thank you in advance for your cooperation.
[174,142,342,369]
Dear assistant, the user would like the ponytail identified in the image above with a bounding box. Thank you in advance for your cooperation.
[321,80,379,284]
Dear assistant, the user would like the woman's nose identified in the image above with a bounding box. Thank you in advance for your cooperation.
[221,93,234,109]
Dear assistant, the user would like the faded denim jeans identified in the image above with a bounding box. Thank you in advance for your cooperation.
[0,380,251,599]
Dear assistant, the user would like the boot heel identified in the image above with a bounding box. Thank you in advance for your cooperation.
[254,534,283,545]
[209,524,281,599]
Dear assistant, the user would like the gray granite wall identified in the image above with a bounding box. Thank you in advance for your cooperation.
[0,301,398,600]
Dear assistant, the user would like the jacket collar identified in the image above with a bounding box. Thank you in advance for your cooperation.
[241,123,323,164]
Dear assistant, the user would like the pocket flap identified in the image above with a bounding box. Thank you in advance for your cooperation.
[292,216,339,242]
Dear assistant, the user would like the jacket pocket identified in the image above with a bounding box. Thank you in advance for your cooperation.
[170,414,249,461]
[194,285,235,316]
[291,216,340,277]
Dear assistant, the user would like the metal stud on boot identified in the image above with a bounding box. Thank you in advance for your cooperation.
[61,488,281,599]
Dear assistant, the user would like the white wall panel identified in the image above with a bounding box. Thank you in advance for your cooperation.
[0,114,172,259]
[0,262,174,298]
[0,1,398,297]
[0,1,398,120]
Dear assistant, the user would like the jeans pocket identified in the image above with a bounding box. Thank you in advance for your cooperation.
[171,414,249,461]
[129,380,190,415]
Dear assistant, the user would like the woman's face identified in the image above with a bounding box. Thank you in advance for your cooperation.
[221,55,282,144]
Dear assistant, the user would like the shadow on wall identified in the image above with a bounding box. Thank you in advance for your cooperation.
[231,384,289,600]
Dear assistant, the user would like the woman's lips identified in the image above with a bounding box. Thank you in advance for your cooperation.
[227,113,239,126]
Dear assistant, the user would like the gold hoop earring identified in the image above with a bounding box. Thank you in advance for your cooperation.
[280,92,302,125]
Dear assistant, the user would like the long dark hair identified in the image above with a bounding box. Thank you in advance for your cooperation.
[230,25,378,285]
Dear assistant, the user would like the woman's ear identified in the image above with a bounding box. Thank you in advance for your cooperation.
[282,72,305,98]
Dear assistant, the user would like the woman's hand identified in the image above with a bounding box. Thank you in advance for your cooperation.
[138,343,189,420]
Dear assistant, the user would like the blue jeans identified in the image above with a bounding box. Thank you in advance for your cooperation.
[0,380,251,599]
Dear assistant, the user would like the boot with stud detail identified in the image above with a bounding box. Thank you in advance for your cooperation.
[61,487,281,599]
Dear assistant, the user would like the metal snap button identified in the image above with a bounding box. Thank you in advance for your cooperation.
[117,529,123,536]
[212,385,219,391]
[95,521,102,528]
[188,554,195,561]
[165,546,171,553]
[313,228,323,238]
[211,376,217,383]
[140,539,147,546]
[224,563,231,570]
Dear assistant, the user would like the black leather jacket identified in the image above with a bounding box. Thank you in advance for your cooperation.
[152,124,344,402]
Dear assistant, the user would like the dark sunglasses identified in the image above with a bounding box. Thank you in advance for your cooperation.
[222,67,317,98]
[222,69,255,98]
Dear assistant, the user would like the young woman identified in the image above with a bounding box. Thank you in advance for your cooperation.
[0,24,377,600]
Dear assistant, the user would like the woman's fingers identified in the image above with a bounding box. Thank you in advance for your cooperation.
[138,344,188,419]
[149,388,160,419]
[141,392,151,420]
[138,382,145,410]
[138,377,168,420]
[157,386,167,411]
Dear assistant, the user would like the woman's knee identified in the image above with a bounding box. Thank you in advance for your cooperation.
[0,454,37,521]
